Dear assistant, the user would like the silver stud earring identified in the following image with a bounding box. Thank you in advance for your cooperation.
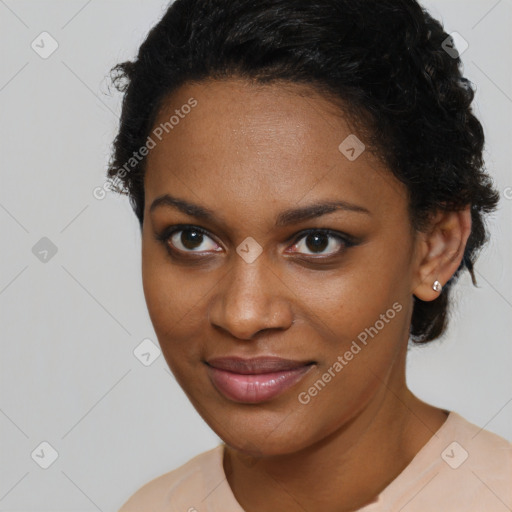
[432,280,442,292]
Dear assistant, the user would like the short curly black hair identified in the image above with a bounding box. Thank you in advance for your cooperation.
[105,0,500,343]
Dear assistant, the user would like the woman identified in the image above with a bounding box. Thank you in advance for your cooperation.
[107,0,511,510]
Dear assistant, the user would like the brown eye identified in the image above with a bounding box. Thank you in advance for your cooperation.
[290,230,348,256]
[169,228,220,253]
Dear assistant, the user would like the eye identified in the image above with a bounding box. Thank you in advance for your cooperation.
[156,225,222,254]
[155,225,356,259]
[288,229,351,257]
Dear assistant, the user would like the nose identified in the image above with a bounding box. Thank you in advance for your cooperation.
[208,257,294,340]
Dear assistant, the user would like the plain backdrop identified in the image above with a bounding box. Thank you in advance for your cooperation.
[1,0,511,510]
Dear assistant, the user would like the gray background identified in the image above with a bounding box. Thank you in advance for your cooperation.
[1,0,511,510]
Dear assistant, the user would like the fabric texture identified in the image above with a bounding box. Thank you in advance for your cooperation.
[118,411,512,512]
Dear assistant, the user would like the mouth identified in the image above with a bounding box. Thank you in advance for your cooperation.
[205,356,316,403]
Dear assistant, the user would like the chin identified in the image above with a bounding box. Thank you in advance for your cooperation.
[196,401,319,456]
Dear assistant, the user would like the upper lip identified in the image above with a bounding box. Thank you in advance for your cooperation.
[206,356,314,374]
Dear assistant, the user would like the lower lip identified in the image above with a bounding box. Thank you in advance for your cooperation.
[206,364,314,403]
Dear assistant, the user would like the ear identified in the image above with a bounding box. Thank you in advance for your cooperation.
[411,205,472,301]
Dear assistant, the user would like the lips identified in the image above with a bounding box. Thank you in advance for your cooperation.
[205,356,315,403]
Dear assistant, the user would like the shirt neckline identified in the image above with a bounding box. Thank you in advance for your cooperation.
[353,408,455,510]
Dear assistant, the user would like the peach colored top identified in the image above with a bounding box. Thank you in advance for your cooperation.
[118,411,512,511]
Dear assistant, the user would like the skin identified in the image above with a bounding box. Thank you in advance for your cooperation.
[141,78,472,512]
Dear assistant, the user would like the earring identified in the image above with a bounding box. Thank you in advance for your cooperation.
[432,280,442,292]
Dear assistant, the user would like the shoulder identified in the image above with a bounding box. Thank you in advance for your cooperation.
[380,411,512,511]
[438,412,512,505]
[446,411,512,468]
[117,444,224,512]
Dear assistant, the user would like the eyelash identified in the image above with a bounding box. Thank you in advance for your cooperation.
[154,224,357,260]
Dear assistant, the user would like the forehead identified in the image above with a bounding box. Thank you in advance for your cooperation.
[144,78,407,224]
[147,78,360,171]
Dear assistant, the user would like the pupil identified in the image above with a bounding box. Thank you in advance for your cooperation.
[182,230,203,249]
[306,232,328,252]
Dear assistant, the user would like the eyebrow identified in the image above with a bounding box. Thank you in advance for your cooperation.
[149,194,371,227]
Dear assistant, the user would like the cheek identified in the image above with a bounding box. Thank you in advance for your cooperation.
[141,245,188,351]
[288,252,406,342]
[141,241,199,325]
[292,302,407,443]
[286,245,409,394]
[141,245,216,371]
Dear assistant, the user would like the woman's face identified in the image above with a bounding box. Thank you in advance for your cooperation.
[141,78,422,455]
